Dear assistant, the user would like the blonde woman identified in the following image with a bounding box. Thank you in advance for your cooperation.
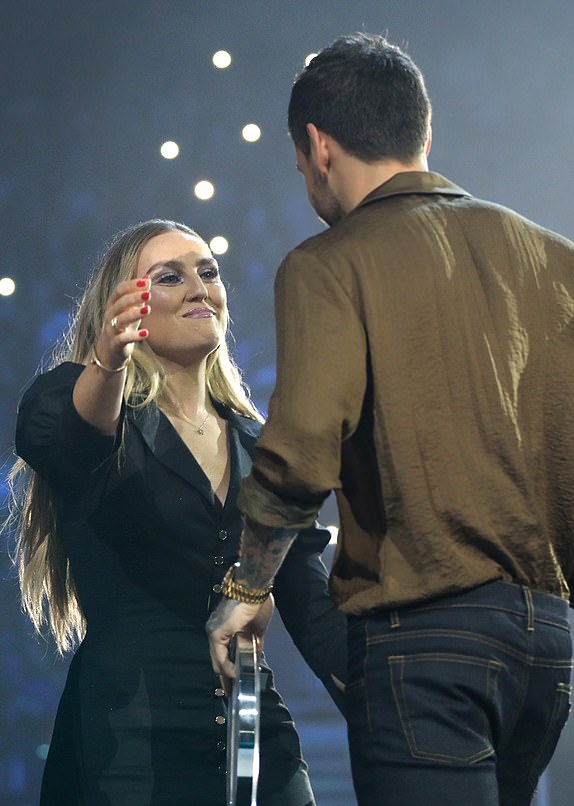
[12,220,346,806]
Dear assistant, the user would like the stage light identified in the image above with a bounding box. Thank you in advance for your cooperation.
[242,124,261,142]
[0,277,15,296]
[209,236,228,255]
[326,525,338,544]
[213,50,231,69]
[160,141,180,159]
[304,52,318,67]
[194,180,215,200]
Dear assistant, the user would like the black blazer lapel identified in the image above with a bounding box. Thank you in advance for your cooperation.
[129,405,214,503]
[129,402,262,508]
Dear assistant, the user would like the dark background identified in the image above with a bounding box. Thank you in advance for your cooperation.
[1,2,573,804]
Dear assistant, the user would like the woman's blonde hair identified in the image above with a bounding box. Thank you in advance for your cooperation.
[9,219,263,653]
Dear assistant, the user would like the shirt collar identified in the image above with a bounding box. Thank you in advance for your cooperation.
[356,171,470,211]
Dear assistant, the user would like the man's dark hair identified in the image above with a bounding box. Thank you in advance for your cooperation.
[288,33,431,163]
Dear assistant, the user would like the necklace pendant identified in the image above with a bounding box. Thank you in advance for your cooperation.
[196,427,204,435]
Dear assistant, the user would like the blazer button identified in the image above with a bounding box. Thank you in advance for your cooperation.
[212,583,222,594]
[213,555,225,566]
[215,715,226,725]
[216,740,226,752]
[218,529,228,541]
[214,687,225,697]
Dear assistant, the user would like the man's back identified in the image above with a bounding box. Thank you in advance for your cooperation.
[259,171,574,612]
[209,34,574,805]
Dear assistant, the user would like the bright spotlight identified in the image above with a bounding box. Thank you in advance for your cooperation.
[304,52,318,67]
[194,180,215,201]
[160,140,180,159]
[0,277,16,296]
[326,525,338,544]
[209,236,229,255]
[213,50,232,69]
[242,124,261,143]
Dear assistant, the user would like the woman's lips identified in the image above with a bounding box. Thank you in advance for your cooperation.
[183,307,215,318]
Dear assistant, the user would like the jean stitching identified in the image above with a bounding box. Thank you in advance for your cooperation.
[366,628,571,667]
[389,652,504,668]
[523,587,535,632]
[388,654,499,763]
[526,680,572,792]
[403,602,568,631]
[530,657,573,670]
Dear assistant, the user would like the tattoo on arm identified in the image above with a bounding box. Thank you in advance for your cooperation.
[237,517,298,588]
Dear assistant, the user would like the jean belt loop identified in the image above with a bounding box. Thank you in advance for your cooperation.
[389,609,400,629]
[522,585,535,632]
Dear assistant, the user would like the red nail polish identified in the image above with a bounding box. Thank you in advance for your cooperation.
[140,305,150,315]
[136,279,148,288]
[139,329,148,338]
[141,291,150,301]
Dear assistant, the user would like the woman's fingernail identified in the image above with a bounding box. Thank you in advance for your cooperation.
[136,279,148,288]
[140,305,150,315]
[141,291,151,301]
[139,329,148,338]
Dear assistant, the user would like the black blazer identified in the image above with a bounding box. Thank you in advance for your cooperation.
[16,362,347,710]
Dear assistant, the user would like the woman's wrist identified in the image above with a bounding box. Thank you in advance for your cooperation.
[90,345,131,373]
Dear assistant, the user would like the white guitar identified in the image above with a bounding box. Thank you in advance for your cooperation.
[226,633,261,806]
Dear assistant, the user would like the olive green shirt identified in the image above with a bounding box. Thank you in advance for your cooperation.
[239,171,574,613]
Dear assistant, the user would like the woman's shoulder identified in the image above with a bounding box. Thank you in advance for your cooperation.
[15,361,116,478]
[20,361,84,402]
[214,401,263,438]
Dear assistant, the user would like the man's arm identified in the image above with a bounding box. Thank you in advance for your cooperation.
[206,518,297,688]
[238,517,298,589]
[208,246,365,684]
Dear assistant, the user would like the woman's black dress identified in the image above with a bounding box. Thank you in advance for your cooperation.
[15,363,346,806]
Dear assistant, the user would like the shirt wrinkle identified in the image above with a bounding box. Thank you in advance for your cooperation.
[238,171,574,612]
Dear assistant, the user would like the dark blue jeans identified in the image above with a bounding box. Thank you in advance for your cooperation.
[346,581,572,806]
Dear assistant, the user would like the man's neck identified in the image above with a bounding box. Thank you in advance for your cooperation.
[333,150,429,215]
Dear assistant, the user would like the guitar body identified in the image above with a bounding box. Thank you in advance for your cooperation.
[226,634,260,806]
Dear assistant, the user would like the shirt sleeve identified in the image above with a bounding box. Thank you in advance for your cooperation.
[238,246,366,528]
[15,362,120,492]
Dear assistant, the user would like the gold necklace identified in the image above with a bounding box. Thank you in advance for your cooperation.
[170,409,211,435]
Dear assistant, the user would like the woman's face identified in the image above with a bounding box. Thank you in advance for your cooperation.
[135,230,228,366]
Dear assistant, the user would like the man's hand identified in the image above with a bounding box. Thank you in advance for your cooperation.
[207,518,295,693]
[206,595,274,695]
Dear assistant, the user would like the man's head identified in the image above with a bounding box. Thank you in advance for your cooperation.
[288,33,431,164]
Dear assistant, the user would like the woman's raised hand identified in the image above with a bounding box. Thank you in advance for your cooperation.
[94,278,151,371]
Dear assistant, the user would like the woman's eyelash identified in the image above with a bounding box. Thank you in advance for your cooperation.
[154,271,182,284]
[151,267,219,284]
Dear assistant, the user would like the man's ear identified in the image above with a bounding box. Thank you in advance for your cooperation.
[425,124,432,156]
[306,123,331,174]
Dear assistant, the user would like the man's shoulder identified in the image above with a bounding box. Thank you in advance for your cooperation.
[280,186,574,276]
[461,197,574,253]
[283,218,365,271]
[283,172,473,263]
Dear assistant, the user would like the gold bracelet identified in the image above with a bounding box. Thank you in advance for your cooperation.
[90,346,131,373]
[221,563,273,604]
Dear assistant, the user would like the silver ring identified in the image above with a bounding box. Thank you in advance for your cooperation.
[110,316,121,332]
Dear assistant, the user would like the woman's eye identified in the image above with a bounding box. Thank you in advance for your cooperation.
[153,271,182,285]
[200,268,219,281]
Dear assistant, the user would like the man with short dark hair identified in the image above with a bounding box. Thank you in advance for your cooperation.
[208,33,574,805]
